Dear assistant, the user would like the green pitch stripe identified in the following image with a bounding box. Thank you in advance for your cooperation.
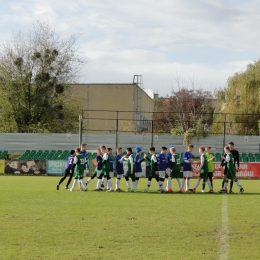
[218,195,229,260]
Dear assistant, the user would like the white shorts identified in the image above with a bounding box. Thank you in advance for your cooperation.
[96,170,101,178]
[109,171,114,178]
[116,174,124,179]
[183,171,192,178]
[135,172,142,178]
[166,168,171,174]
[159,171,166,178]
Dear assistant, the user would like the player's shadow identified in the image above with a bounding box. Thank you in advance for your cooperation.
[124,191,260,195]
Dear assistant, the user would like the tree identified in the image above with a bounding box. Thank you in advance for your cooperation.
[0,21,83,133]
[153,76,214,145]
[212,60,260,135]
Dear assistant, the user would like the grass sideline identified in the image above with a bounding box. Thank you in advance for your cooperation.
[0,176,259,260]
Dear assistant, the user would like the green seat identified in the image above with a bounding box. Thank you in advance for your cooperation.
[241,157,248,162]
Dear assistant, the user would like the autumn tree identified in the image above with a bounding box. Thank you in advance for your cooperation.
[153,76,214,145]
[212,60,260,135]
[0,21,83,133]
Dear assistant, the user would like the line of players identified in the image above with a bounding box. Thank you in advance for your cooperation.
[56,142,244,193]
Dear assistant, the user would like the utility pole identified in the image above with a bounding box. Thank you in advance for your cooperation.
[79,114,82,147]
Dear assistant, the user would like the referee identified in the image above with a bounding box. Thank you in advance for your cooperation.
[228,142,240,193]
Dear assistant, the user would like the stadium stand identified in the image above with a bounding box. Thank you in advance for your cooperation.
[19,150,70,160]
[0,150,8,159]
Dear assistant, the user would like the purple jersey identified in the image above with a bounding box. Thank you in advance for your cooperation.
[66,155,75,170]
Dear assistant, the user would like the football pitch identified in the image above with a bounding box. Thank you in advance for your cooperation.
[0,176,259,260]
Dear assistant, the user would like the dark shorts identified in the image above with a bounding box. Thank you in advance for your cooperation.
[125,170,135,178]
[103,170,110,177]
[200,170,208,179]
[223,167,228,176]
[207,172,213,179]
[64,168,73,177]
[170,170,181,178]
[148,170,158,179]
[226,170,236,179]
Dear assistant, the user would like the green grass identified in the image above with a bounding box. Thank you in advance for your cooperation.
[0,176,259,260]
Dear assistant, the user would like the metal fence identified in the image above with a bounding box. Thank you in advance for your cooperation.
[78,110,260,149]
[80,110,260,135]
[0,133,259,156]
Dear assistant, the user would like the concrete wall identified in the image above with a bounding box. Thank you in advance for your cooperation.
[1,133,259,156]
[68,84,155,132]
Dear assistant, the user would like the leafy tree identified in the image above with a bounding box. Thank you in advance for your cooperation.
[212,60,260,135]
[0,21,83,133]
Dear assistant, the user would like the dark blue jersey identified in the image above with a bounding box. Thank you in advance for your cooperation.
[66,155,75,170]
[183,151,193,171]
[96,155,102,170]
[116,154,124,175]
[167,152,173,169]
[109,155,114,171]
[80,150,88,170]
[158,153,167,171]
[134,154,143,172]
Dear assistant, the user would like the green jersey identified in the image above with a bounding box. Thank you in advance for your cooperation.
[150,154,157,172]
[101,152,110,175]
[227,153,235,173]
[200,154,208,173]
[172,154,181,172]
[205,153,214,172]
[127,154,135,173]
[146,154,157,177]
[74,154,85,177]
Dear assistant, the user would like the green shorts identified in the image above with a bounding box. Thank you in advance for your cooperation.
[148,170,158,179]
[200,170,208,179]
[101,169,109,177]
[125,170,135,178]
[170,170,181,178]
[226,170,236,179]
[75,172,84,179]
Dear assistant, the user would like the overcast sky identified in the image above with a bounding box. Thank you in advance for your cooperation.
[1,0,260,97]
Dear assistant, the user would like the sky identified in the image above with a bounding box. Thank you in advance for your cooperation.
[1,0,260,97]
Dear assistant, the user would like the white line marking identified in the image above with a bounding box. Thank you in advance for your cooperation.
[218,195,229,260]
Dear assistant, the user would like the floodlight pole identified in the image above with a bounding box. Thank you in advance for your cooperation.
[223,121,226,149]
[151,120,154,147]
[116,111,118,149]
[223,113,227,149]
[79,114,82,147]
